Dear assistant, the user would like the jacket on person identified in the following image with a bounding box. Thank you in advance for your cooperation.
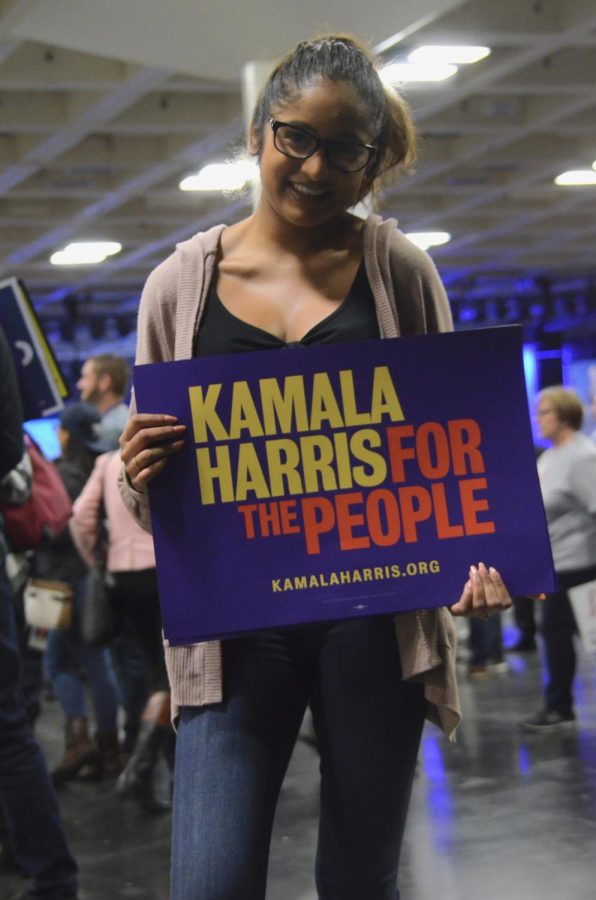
[119,213,461,737]
[34,456,89,584]
[71,450,155,573]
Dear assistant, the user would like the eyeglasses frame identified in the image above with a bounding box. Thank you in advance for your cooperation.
[268,118,376,173]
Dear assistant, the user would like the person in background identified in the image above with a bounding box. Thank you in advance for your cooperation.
[524,386,596,730]
[1,440,42,723]
[118,35,512,899]
[71,449,173,813]
[508,596,537,652]
[0,324,80,899]
[77,352,130,435]
[507,443,545,653]
[467,615,507,679]
[590,391,596,443]
[38,402,123,783]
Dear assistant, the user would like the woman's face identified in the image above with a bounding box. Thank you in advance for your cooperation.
[57,426,70,453]
[254,78,375,230]
[536,396,563,442]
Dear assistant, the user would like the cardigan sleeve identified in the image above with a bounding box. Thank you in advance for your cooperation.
[386,226,453,336]
[118,251,182,533]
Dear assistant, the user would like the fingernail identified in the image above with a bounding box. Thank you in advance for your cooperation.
[470,565,478,577]
[489,566,498,575]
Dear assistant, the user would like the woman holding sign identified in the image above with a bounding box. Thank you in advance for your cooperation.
[119,35,511,900]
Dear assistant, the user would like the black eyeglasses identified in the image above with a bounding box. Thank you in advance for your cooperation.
[269,118,376,173]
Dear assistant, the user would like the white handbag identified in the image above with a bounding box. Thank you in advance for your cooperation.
[23,578,74,630]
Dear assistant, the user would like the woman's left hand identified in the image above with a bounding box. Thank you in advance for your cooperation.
[449,562,512,618]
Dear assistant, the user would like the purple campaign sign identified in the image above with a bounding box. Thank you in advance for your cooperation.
[133,326,554,645]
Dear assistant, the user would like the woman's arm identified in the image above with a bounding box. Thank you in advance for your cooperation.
[70,453,111,567]
[118,253,187,530]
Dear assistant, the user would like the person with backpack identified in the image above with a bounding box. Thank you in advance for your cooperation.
[35,402,123,783]
[0,324,80,899]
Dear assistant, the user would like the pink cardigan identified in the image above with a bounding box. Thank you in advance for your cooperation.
[71,451,155,573]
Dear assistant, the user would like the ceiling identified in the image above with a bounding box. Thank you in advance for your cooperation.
[1,0,596,366]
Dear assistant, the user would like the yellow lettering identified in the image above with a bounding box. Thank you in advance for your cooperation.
[300,435,338,493]
[260,375,309,435]
[189,384,227,443]
[350,429,387,487]
[310,373,344,429]
[265,439,304,497]
[370,366,404,423]
[196,445,234,505]
[229,382,264,439]
[332,431,354,490]
[235,443,270,501]
[339,369,371,426]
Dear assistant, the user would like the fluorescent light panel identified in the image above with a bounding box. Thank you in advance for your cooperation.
[409,45,491,64]
[380,42,491,85]
[180,160,259,192]
[380,62,457,85]
[405,231,451,250]
[554,170,596,186]
[50,241,122,266]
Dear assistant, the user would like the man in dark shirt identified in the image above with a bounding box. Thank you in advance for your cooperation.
[0,324,80,898]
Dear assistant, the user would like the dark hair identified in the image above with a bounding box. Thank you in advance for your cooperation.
[249,34,417,200]
[89,353,130,397]
[61,436,98,478]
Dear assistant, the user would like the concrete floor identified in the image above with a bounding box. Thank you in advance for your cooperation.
[3,621,596,899]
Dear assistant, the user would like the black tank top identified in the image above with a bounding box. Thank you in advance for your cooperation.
[194,261,379,357]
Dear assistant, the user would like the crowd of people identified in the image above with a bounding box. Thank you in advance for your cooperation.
[0,350,172,899]
[1,31,595,900]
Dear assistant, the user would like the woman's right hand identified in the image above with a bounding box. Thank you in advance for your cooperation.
[120,413,187,491]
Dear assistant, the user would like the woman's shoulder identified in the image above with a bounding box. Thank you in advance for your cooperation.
[144,223,228,293]
[570,431,596,459]
[365,213,438,274]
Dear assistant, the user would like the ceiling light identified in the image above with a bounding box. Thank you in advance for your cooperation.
[408,45,491,65]
[554,170,596,186]
[50,241,122,266]
[179,160,259,192]
[405,231,451,251]
[379,62,457,85]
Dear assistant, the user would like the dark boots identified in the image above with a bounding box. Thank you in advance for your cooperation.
[116,721,173,814]
[96,730,124,777]
[52,716,99,785]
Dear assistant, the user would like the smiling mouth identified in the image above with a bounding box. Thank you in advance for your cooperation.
[289,182,330,198]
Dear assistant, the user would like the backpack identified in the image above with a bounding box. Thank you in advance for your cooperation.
[0,435,72,551]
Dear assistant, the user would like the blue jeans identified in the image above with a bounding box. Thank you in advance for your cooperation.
[171,616,426,900]
[43,578,120,733]
[0,554,78,898]
[541,565,596,715]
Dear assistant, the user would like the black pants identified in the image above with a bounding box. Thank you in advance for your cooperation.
[541,564,596,714]
[109,568,168,752]
[0,555,78,897]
